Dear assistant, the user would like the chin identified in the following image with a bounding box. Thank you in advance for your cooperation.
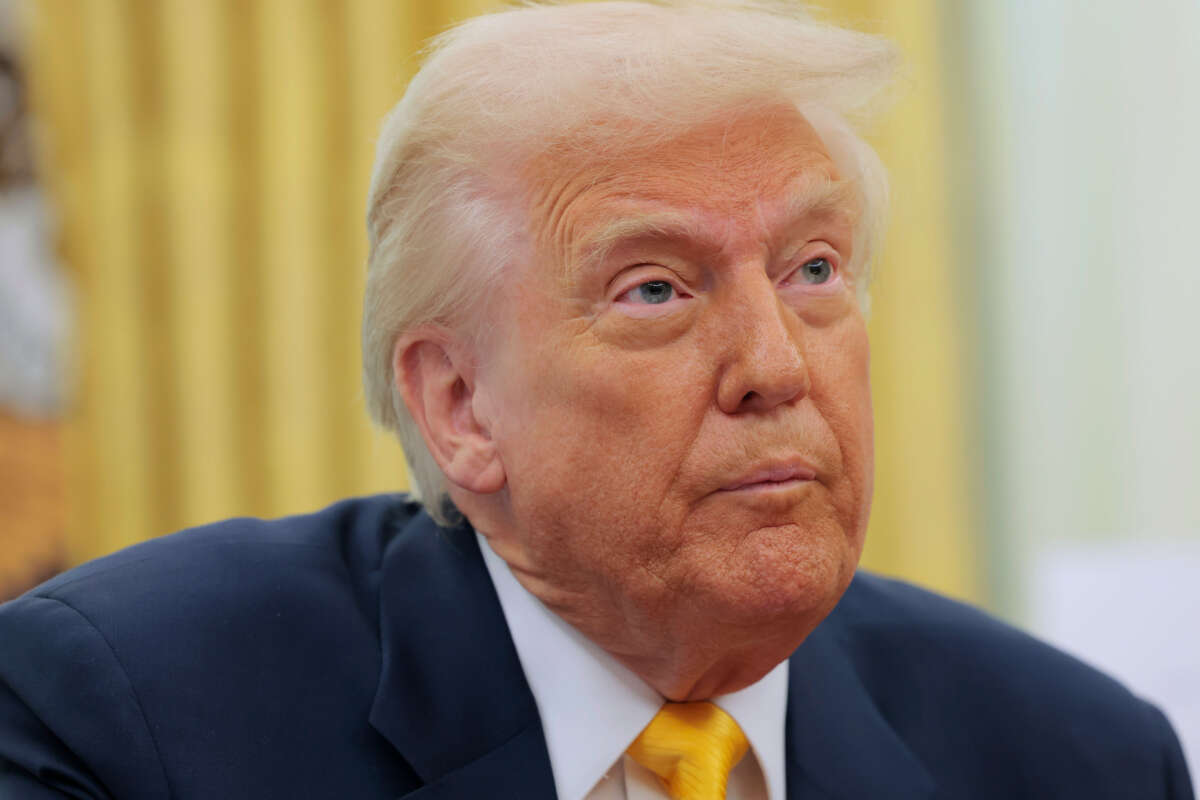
[702,520,858,629]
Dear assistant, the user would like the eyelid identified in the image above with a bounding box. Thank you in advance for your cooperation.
[610,265,691,303]
[780,245,842,287]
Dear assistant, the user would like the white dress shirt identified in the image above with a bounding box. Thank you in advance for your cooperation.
[479,534,788,800]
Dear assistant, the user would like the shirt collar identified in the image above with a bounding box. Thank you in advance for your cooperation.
[713,659,788,800]
[479,532,789,800]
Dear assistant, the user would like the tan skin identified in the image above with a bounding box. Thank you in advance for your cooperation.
[396,106,874,702]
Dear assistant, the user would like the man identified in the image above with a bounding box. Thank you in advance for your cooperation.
[0,2,1193,798]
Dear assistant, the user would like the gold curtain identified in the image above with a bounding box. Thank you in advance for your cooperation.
[25,0,979,603]
[827,0,980,601]
[0,414,64,597]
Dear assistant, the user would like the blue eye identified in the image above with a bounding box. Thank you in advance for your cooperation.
[799,257,833,284]
[634,280,675,304]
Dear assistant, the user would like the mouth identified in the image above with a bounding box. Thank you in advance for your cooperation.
[719,461,818,493]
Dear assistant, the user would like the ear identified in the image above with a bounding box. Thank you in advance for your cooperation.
[392,329,506,495]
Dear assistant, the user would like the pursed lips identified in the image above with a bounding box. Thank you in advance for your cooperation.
[719,461,818,492]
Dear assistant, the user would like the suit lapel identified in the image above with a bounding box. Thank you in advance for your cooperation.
[369,512,556,798]
[784,586,937,800]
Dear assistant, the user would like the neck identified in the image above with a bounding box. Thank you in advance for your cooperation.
[610,633,799,701]
[464,500,824,702]
[505,557,804,701]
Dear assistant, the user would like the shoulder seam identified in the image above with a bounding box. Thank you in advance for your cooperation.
[33,554,158,596]
[36,595,174,800]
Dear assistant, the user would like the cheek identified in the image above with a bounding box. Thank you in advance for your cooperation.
[495,328,711,522]
[489,338,717,599]
[810,319,873,545]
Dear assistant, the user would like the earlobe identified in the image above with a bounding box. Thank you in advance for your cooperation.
[393,331,506,495]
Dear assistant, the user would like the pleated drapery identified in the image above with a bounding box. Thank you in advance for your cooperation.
[830,0,980,601]
[24,0,980,603]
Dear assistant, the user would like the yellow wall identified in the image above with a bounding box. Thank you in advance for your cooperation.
[829,1,980,601]
[25,0,979,603]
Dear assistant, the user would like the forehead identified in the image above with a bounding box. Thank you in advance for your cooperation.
[520,106,849,264]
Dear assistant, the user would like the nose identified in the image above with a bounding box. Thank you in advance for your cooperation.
[715,275,811,415]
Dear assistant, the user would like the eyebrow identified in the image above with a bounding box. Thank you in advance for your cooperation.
[776,175,859,228]
[574,212,709,276]
[573,175,858,274]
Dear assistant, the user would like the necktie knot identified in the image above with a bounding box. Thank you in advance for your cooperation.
[626,701,750,800]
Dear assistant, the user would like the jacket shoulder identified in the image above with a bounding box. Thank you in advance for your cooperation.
[830,571,1193,798]
[836,571,1138,705]
[2,492,422,693]
[29,493,417,611]
[0,494,424,799]
[835,571,1156,723]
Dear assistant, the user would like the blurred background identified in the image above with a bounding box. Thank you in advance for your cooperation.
[0,0,1196,783]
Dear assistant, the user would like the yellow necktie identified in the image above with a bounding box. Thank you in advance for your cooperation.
[626,701,750,800]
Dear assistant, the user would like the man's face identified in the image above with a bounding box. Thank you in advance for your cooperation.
[472,106,873,698]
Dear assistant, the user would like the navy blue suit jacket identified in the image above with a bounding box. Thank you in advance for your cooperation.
[0,495,1192,798]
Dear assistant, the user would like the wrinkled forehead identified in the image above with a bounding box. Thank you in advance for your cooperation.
[514,105,857,270]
